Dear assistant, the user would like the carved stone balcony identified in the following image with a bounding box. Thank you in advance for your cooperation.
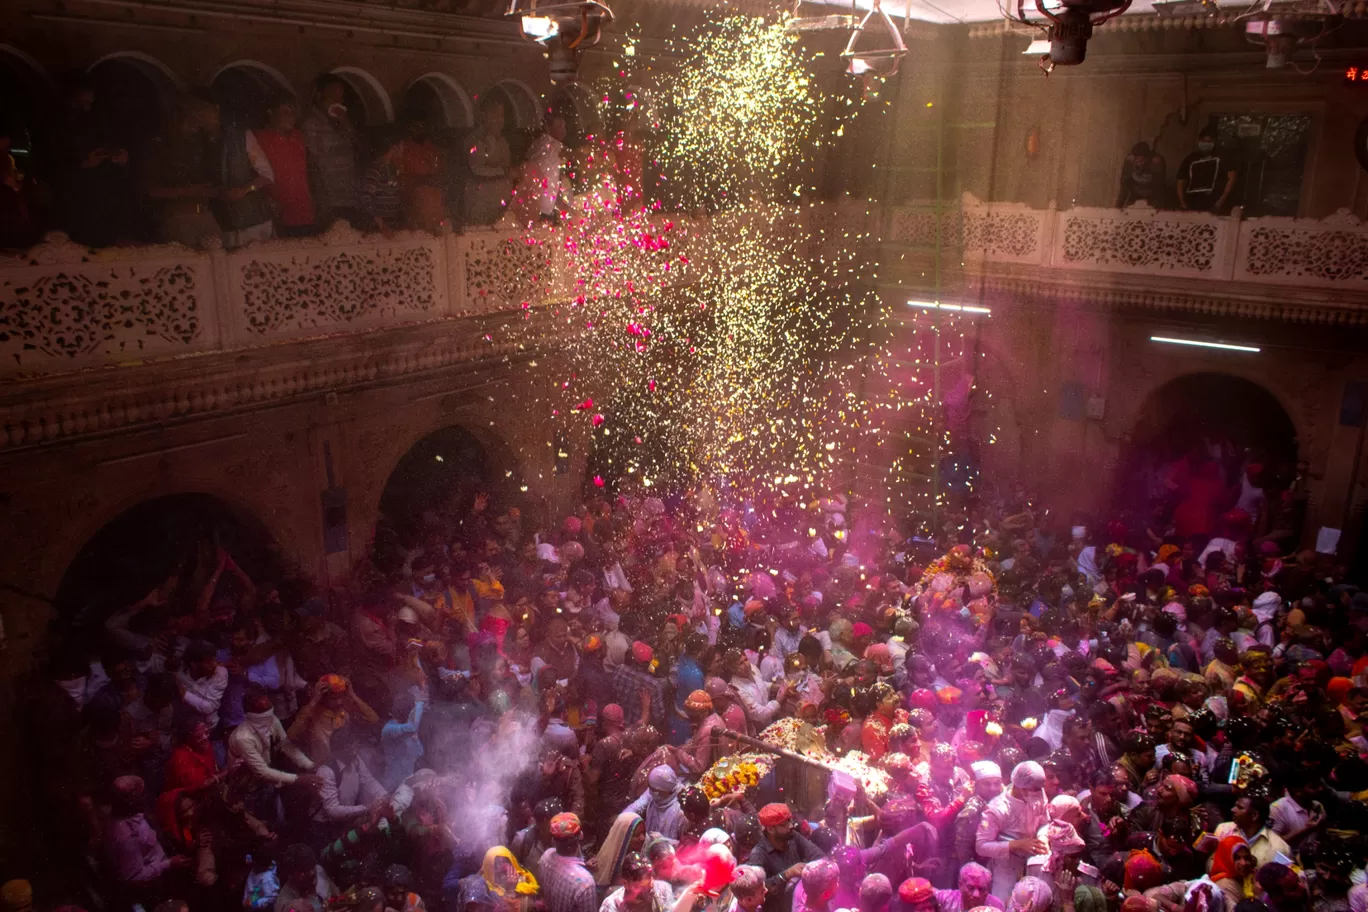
[0,217,702,379]
[883,193,1368,323]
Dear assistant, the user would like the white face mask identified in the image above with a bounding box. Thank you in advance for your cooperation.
[57,676,89,707]
[245,708,277,738]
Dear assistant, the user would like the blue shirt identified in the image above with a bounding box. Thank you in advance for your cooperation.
[380,700,425,791]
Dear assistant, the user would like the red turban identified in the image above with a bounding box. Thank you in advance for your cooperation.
[631,641,654,664]
[852,622,874,638]
[1124,850,1164,892]
[936,686,963,705]
[758,803,792,827]
[898,878,934,905]
[908,689,937,711]
[549,812,582,838]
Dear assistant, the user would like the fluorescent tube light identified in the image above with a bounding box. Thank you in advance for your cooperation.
[1150,335,1260,353]
[907,300,991,315]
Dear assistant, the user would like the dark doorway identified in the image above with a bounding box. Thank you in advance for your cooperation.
[211,65,294,131]
[54,493,281,631]
[375,426,509,570]
[1119,372,1298,534]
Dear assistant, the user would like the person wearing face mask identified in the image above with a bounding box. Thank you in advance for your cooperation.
[954,762,1004,875]
[624,766,686,840]
[230,687,321,798]
[1117,142,1168,209]
[976,761,1050,901]
[1176,129,1237,213]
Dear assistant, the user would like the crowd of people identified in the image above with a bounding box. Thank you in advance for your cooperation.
[10,469,1368,912]
[0,73,627,252]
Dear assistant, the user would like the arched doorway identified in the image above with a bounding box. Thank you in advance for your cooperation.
[1118,372,1299,536]
[211,60,296,130]
[404,74,473,138]
[0,45,55,176]
[87,52,182,145]
[549,84,602,144]
[328,66,393,127]
[491,79,540,129]
[374,426,521,572]
[54,493,282,634]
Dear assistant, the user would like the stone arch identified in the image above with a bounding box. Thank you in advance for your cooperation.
[329,66,394,125]
[0,44,56,168]
[492,78,541,129]
[53,492,283,631]
[0,44,56,95]
[1113,370,1301,519]
[367,422,522,570]
[87,51,184,139]
[549,83,602,142]
[1112,368,1306,458]
[211,59,297,129]
[88,51,184,95]
[405,73,474,132]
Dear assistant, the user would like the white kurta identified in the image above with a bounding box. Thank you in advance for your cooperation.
[975,790,1049,900]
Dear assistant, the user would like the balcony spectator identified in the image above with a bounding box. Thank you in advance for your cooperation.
[397,115,446,233]
[50,77,141,247]
[0,147,38,250]
[464,99,513,227]
[301,76,361,229]
[214,104,276,249]
[251,97,317,237]
[1116,142,1166,209]
[1176,128,1237,214]
[361,141,404,235]
[145,96,222,249]
[517,114,567,225]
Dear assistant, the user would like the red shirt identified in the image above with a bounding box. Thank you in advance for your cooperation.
[163,744,218,792]
[254,128,316,227]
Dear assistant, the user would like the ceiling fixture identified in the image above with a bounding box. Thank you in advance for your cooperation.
[508,0,613,83]
[1236,0,1340,69]
[1150,335,1261,353]
[1007,0,1132,68]
[842,0,908,77]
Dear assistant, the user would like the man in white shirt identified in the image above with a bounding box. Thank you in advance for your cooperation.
[520,115,567,222]
[976,761,1049,900]
[179,640,229,729]
[230,689,320,790]
[314,727,387,827]
[1153,719,1210,775]
[727,648,788,730]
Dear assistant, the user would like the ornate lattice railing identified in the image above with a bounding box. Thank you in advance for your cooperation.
[885,195,1368,290]
[0,214,706,378]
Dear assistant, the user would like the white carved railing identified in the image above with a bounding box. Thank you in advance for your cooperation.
[1053,204,1233,278]
[1234,209,1368,287]
[961,196,1052,266]
[885,195,1368,291]
[0,214,711,379]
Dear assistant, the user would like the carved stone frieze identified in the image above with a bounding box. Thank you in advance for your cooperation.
[1061,214,1218,272]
